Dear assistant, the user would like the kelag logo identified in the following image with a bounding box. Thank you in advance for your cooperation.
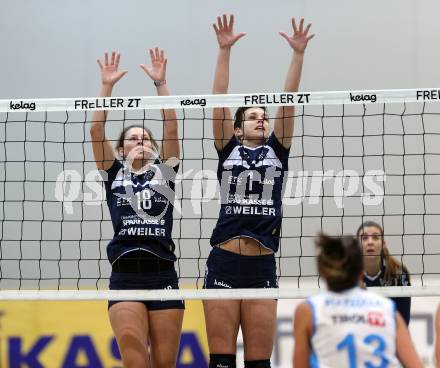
[7,333,207,367]
[180,98,207,107]
[9,100,36,111]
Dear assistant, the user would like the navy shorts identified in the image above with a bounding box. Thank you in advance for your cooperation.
[108,255,184,311]
[204,247,278,289]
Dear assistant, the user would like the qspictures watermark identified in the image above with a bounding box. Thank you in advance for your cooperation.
[54,168,386,215]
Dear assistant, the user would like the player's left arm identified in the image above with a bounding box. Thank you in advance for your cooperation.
[293,302,313,368]
[140,48,179,163]
[274,18,314,149]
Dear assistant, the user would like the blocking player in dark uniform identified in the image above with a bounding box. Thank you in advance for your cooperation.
[357,221,412,325]
[90,49,183,368]
[203,14,314,368]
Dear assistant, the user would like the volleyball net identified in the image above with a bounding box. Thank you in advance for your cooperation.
[1,89,440,300]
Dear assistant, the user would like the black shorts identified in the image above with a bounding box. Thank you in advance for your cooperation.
[204,247,278,289]
[108,252,184,311]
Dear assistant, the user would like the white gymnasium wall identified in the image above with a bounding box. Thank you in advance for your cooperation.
[0,0,439,99]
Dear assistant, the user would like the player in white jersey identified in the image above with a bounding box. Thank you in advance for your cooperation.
[293,234,421,368]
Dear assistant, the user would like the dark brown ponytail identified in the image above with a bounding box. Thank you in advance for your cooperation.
[316,234,363,292]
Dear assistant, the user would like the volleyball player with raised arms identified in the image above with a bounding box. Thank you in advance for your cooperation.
[90,49,183,367]
[203,14,314,368]
[293,234,422,367]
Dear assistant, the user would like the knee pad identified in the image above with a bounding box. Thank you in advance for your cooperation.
[209,354,236,368]
[244,359,271,368]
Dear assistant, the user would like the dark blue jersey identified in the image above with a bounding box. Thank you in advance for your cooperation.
[363,266,411,325]
[210,133,290,252]
[103,159,178,264]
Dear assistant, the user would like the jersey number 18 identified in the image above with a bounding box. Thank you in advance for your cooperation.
[136,189,152,211]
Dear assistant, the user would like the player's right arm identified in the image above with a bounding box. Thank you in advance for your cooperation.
[395,311,422,367]
[90,51,128,171]
[212,14,246,150]
[293,302,313,368]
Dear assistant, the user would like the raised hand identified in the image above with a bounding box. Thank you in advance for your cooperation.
[97,51,128,86]
[213,14,246,49]
[279,18,315,54]
[140,47,167,82]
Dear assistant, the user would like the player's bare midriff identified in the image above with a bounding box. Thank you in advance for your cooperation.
[216,237,273,256]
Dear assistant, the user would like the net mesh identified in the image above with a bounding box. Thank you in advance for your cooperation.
[1,90,440,299]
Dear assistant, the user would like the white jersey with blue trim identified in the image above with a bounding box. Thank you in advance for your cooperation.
[307,287,398,368]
